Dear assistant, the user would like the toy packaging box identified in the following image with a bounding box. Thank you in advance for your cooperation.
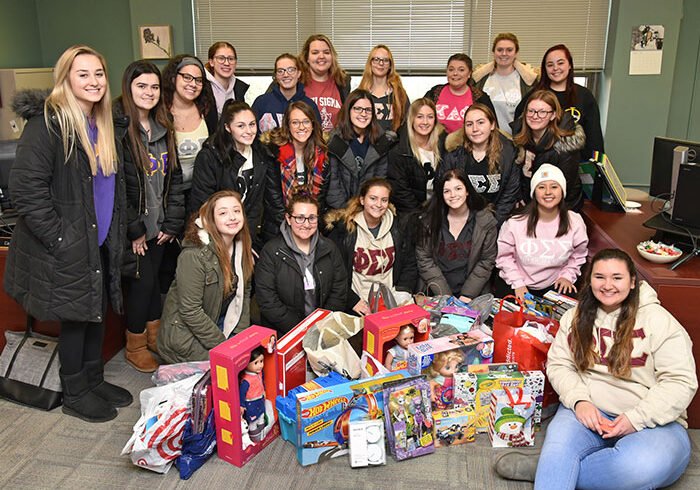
[295,370,411,466]
[454,366,544,433]
[407,330,494,410]
[383,376,435,461]
[433,406,476,447]
[363,304,430,374]
[210,325,280,468]
[488,386,536,447]
[348,419,386,467]
[276,309,332,397]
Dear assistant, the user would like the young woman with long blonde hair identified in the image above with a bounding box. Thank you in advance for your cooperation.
[358,45,409,132]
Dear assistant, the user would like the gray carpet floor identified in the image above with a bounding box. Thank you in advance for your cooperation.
[1,352,699,489]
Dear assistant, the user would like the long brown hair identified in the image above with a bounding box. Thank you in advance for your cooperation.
[299,34,348,88]
[269,100,327,168]
[569,249,640,378]
[358,45,408,132]
[462,103,502,174]
[117,60,177,173]
[188,190,254,295]
[513,90,573,149]
[536,44,577,108]
[330,177,393,230]
[335,89,382,144]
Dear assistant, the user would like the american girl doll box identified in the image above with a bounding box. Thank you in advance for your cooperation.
[276,309,332,397]
[407,330,494,410]
[363,304,430,374]
[210,325,280,468]
[295,369,410,466]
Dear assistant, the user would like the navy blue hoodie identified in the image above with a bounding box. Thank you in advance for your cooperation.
[252,82,321,133]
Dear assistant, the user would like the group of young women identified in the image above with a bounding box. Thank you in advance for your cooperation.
[4,31,695,490]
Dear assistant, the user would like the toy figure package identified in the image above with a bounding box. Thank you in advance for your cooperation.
[432,406,476,447]
[382,376,435,461]
[488,386,536,447]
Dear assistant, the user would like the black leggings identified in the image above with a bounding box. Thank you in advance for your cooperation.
[126,238,166,332]
[59,321,105,375]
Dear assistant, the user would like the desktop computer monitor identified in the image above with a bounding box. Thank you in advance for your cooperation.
[649,136,700,198]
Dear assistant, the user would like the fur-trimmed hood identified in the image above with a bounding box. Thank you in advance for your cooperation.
[12,89,51,120]
[515,123,586,164]
[324,204,397,234]
[472,60,538,86]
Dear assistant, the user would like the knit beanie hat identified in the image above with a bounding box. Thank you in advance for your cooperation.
[530,163,567,198]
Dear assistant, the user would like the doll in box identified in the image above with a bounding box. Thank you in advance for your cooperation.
[240,347,266,442]
[423,349,465,410]
[384,325,416,371]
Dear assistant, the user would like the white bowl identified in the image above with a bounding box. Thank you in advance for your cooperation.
[636,242,683,264]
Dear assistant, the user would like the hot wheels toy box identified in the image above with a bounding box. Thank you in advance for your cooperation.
[210,325,280,468]
[433,406,476,447]
[454,367,544,433]
[295,370,410,466]
[407,330,494,376]
[363,304,430,374]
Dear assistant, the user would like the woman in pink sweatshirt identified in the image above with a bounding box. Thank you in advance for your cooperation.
[495,163,588,301]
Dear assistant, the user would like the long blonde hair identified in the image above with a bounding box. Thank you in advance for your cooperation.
[406,98,443,166]
[45,45,117,176]
[358,45,408,132]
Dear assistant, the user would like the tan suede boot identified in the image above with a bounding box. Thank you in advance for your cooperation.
[125,331,159,373]
[145,320,161,353]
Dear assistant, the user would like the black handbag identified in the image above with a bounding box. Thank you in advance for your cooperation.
[0,316,62,410]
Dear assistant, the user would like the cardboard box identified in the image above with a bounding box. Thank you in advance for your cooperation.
[363,304,430,374]
[383,376,435,461]
[295,370,410,466]
[210,325,280,468]
[276,309,332,397]
[433,406,476,447]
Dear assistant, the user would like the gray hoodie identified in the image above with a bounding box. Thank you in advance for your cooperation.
[280,221,319,315]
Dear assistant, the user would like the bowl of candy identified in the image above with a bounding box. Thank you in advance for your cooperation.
[636,240,683,264]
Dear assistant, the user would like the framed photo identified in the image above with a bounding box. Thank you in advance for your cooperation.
[139,25,172,60]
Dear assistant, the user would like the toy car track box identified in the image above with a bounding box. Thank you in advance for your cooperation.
[383,376,435,461]
[276,309,332,397]
[488,386,536,447]
[295,369,410,466]
[407,330,494,410]
[210,325,279,468]
[275,371,347,444]
[433,406,476,447]
[363,304,430,374]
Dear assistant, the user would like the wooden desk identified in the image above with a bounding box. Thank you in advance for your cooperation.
[583,200,700,427]
[0,247,126,361]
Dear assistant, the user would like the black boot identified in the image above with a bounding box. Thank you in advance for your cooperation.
[60,370,118,423]
[84,359,133,408]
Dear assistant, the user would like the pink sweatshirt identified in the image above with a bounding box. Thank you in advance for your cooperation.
[496,211,588,290]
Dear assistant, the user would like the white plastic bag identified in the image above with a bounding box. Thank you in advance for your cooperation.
[121,374,200,473]
[303,311,362,379]
[360,350,390,379]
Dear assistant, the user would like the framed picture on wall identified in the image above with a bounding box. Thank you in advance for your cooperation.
[139,25,172,59]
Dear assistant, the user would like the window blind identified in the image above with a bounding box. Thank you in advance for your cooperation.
[193,0,610,74]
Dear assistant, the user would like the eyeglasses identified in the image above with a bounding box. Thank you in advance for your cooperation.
[289,214,318,224]
[526,108,554,118]
[177,72,204,86]
[276,67,298,76]
[214,55,237,64]
[352,106,373,115]
[290,119,312,128]
[371,57,391,66]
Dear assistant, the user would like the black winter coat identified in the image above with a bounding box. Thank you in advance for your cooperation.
[325,210,417,312]
[387,127,447,213]
[255,233,347,334]
[323,132,395,212]
[189,139,281,250]
[4,92,127,322]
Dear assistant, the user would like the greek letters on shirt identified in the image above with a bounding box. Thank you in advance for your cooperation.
[438,240,472,262]
[435,104,467,124]
[518,239,572,266]
[565,106,582,123]
[146,151,169,177]
[258,112,283,133]
[468,173,502,194]
[353,246,396,276]
[593,328,649,367]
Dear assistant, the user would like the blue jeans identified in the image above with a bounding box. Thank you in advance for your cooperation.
[535,405,691,490]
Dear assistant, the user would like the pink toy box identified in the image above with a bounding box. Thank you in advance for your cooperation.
[276,309,332,397]
[363,304,430,374]
[210,325,280,468]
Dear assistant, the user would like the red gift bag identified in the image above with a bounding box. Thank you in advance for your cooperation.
[492,296,560,407]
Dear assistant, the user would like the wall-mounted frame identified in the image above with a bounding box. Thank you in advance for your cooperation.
[139,25,172,60]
